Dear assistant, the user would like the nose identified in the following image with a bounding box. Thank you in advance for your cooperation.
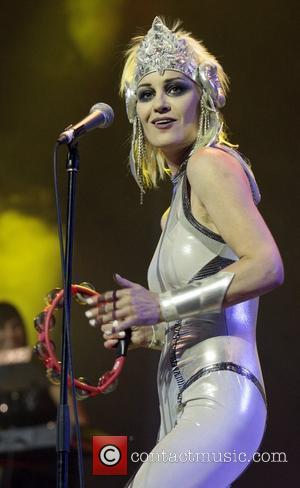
[153,92,171,114]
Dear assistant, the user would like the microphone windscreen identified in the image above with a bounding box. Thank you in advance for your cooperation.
[90,102,114,128]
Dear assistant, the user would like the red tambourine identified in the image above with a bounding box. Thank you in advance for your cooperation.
[33,283,130,400]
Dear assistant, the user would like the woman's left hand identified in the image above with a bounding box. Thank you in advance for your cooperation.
[85,274,161,333]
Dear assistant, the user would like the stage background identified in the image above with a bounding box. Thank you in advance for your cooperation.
[0,0,298,486]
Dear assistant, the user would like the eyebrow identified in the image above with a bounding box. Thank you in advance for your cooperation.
[137,77,187,88]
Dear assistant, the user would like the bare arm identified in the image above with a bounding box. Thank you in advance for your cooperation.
[187,147,284,306]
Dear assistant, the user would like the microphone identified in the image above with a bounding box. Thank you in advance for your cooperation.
[57,102,114,144]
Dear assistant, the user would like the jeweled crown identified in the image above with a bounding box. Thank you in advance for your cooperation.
[125,17,226,123]
[134,17,198,85]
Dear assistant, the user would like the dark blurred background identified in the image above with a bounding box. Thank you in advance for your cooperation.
[0,0,298,486]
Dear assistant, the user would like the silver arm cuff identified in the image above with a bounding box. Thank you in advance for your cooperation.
[159,271,234,322]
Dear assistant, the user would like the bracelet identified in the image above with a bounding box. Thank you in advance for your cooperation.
[148,325,165,349]
[148,326,156,348]
[159,271,234,322]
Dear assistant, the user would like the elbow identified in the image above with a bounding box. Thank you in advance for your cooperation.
[263,253,284,291]
[269,263,284,289]
[274,260,285,287]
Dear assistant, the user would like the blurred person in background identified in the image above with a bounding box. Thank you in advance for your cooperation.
[0,302,88,487]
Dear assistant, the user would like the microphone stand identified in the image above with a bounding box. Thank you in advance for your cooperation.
[56,141,80,488]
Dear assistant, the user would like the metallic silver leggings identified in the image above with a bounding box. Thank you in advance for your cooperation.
[127,370,267,488]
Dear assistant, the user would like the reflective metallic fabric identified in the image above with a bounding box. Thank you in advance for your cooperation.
[147,144,266,440]
[126,370,266,488]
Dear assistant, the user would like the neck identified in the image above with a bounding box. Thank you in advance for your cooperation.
[163,146,192,176]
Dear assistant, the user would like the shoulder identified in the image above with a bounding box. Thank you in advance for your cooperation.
[187,146,247,182]
[187,146,251,199]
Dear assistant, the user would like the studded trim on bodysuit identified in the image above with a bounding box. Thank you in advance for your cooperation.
[191,255,235,281]
[178,362,267,407]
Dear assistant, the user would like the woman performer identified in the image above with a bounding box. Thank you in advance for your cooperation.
[86,17,284,488]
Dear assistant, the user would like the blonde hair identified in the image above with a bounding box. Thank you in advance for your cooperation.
[120,19,233,189]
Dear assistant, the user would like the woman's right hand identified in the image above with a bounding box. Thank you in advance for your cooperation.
[101,323,152,350]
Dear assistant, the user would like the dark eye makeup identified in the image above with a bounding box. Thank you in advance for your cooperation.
[137,79,191,102]
[137,88,155,102]
[166,81,189,96]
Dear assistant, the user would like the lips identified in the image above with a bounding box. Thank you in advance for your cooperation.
[151,117,176,126]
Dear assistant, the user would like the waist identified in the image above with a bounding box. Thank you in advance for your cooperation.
[167,320,262,374]
[157,331,265,401]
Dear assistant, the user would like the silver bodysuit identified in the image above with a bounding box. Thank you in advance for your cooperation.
[147,144,266,441]
[128,145,267,488]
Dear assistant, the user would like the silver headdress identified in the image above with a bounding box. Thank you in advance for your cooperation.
[125,17,226,123]
[135,16,198,85]
[126,17,227,202]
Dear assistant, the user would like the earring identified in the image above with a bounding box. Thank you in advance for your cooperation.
[136,117,145,204]
[199,95,210,137]
[191,95,210,153]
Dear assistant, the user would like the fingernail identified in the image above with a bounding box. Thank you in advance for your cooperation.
[118,331,125,338]
[89,319,96,327]
[86,297,95,305]
[85,310,93,318]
